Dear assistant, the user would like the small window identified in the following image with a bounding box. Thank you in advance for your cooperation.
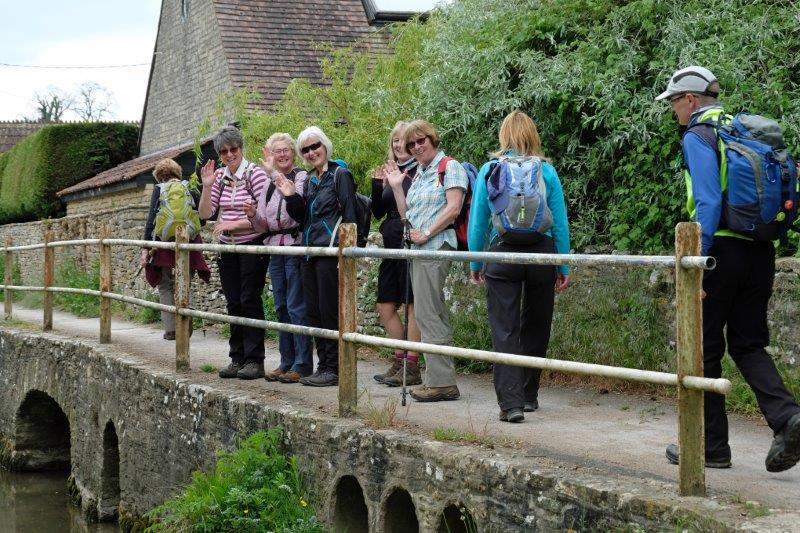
[180,0,188,21]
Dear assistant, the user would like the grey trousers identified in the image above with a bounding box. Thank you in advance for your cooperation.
[158,268,175,333]
[411,243,456,388]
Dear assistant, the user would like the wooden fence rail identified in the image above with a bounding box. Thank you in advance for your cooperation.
[0,221,720,496]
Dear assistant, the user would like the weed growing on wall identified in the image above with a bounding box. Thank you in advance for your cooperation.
[146,429,323,532]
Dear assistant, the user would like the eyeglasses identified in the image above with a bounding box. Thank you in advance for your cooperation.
[272,148,292,156]
[219,146,240,157]
[669,93,688,104]
[405,136,428,151]
[300,141,323,155]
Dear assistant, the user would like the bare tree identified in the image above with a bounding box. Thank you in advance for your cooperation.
[73,82,116,121]
[33,88,72,122]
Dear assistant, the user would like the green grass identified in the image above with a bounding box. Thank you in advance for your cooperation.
[145,430,323,532]
[432,427,493,446]
[52,261,101,317]
[200,364,216,374]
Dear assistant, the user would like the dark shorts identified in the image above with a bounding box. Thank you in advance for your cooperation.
[376,258,413,304]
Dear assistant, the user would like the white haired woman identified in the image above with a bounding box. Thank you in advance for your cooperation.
[198,125,270,380]
[278,126,358,387]
[244,133,313,384]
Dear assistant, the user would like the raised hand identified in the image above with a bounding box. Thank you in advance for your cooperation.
[385,160,407,189]
[274,173,296,197]
[200,159,217,188]
[372,164,386,182]
[261,145,276,174]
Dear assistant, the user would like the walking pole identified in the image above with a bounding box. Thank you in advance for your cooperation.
[401,219,412,407]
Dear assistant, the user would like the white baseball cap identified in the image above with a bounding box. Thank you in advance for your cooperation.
[655,66,719,101]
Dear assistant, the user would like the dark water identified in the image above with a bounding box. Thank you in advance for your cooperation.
[0,469,119,533]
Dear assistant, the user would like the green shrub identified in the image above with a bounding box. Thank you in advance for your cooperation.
[0,122,138,224]
[415,0,800,252]
[0,257,23,302]
[53,261,101,317]
[146,430,323,533]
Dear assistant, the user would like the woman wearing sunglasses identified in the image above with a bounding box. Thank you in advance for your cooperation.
[280,126,358,387]
[385,119,468,403]
[198,125,270,380]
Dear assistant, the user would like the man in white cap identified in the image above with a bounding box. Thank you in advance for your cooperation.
[657,66,800,472]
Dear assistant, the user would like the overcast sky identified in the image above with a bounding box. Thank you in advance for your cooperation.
[0,0,439,122]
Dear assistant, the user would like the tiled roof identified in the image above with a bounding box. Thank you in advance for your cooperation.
[56,141,196,197]
[0,121,47,153]
[213,0,392,109]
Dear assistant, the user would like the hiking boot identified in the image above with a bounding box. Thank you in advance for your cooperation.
[765,412,800,473]
[499,408,525,423]
[383,360,421,387]
[373,359,402,383]
[300,371,338,387]
[524,399,539,412]
[264,367,286,382]
[237,362,265,380]
[665,444,731,469]
[409,385,460,403]
[219,361,243,379]
[163,331,176,341]
[277,370,302,384]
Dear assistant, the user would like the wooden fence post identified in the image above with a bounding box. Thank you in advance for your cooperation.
[42,230,54,332]
[4,237,12,319]
[338,223,358,417]
[675,222,705,496]
[174,225,191,372]
[99,226,112,343]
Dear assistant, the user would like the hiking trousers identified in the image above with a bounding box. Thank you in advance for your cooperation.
[485,238,557,411]
[703,237,800,458]
[217,237,269,364]
[301,256,339,374]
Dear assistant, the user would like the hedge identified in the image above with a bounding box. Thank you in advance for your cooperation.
[0,122,139,224]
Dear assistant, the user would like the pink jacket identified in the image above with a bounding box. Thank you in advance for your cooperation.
[250,168,308,246]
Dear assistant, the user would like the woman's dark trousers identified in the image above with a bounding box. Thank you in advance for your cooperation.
[217,237,269,365]
[302,256,339,374]
[485,238,557,411]
[703,237,800,459]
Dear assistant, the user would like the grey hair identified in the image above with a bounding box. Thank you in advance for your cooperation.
[296,126,333,162]
[266,132,297,156]
[213,125,244,153]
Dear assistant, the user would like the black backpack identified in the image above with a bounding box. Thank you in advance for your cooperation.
[332,166,371,247]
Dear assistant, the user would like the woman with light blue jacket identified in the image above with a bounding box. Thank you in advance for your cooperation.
[467,110,571,423]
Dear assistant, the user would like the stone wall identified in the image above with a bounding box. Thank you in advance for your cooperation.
[139,0,232,155]
[0,330,782,531]
[65,185,154,216]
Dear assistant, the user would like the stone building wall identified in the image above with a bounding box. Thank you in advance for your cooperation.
[65,185,155,216]
[139,0,232,155]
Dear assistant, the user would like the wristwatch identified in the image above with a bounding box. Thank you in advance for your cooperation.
[423,229,431,239]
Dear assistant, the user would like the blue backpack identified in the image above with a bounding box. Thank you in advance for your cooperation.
[486,156,552,245]
[701,113,798,241]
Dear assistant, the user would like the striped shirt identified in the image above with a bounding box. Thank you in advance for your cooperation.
[209,158,268,244]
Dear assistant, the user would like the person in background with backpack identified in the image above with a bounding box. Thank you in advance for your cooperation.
[280,126,358,387]
[468,111,571,423]
[371,121,423,387]
[243,133,312,385]
[657,66,800,472]
[386,119,468,402]
[141,158,211,340]
[198,125,270,381]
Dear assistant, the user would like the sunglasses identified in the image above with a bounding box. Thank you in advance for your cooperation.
[669,93,688,103]
[300,141,323,155]
[219,146,240,157]
[405,136,428,152]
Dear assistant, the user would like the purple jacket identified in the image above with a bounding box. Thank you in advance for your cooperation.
[250,167,308,246]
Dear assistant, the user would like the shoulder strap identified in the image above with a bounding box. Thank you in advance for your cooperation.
[264,182,277,206]
[437,156,455,186]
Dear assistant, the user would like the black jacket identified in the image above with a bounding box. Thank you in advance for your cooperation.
[370,159,417,249]
[285,160,358,247]
[143,182,203,241]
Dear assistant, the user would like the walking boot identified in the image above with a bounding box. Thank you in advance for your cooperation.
[765,412,800,473]
[383,360,421,387]
[373,358,402,383]
[499,408,524,423]
[300,370,338,387]
[524,399,539,412]
[163,331,176,341]
[237,361,265,380]
[665,444,731,468]
[264,367,286,382]
[218,361,243,379]
[277,370,302,384]
[409,385,460,402]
